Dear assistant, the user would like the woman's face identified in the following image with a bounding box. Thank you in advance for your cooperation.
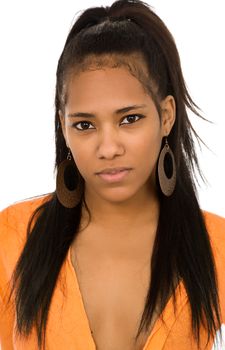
[60,65,175,204]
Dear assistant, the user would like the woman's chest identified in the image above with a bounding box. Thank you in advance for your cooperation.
[70,238,157,350]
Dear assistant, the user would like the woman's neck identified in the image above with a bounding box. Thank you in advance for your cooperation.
[80,186,160,237]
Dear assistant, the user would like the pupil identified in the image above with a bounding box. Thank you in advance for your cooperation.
[128,116,135,122]
[82,122,89,129]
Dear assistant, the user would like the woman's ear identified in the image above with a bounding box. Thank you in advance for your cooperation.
[160,95,176,136]
[58,110,68,146]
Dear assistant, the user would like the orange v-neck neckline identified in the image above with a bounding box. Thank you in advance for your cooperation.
[67,245,188,350]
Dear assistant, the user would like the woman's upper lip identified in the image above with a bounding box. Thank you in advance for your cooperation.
[96,167,132,174]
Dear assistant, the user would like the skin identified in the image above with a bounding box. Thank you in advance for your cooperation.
[59,63,176,241]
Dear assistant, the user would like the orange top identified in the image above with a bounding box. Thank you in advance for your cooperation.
[0,195,225,350]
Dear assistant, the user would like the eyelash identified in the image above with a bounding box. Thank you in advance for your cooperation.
[71,114,145,131]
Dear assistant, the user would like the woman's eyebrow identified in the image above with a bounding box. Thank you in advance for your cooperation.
[67,104,147,118]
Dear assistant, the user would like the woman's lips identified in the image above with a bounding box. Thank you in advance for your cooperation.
[97,169,131,183]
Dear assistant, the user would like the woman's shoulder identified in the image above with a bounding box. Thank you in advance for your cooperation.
[0,194,53,295]
[0,193,52,244]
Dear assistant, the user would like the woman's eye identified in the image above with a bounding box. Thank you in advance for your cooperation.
[72,114,144,131]
[72,121,94,131]
[121,114,144,125]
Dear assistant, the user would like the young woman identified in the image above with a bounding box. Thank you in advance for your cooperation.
[0,0,224,349]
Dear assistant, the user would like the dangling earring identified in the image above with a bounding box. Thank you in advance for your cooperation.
[56,149,83,208]
[157,137,176,196]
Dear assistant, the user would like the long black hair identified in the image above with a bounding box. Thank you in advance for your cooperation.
[7,0,221,348]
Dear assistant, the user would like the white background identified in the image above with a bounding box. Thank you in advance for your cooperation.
[0,0,224,216]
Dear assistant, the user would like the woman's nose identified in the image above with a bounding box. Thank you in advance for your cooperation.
[96,128,125,159]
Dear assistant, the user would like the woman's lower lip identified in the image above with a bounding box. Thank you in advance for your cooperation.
[97,169,131,183]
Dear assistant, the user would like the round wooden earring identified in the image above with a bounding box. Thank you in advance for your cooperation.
[56,157,83,208]
[157,138,176,196]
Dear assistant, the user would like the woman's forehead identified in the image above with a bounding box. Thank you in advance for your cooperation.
[64,52,157,100]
